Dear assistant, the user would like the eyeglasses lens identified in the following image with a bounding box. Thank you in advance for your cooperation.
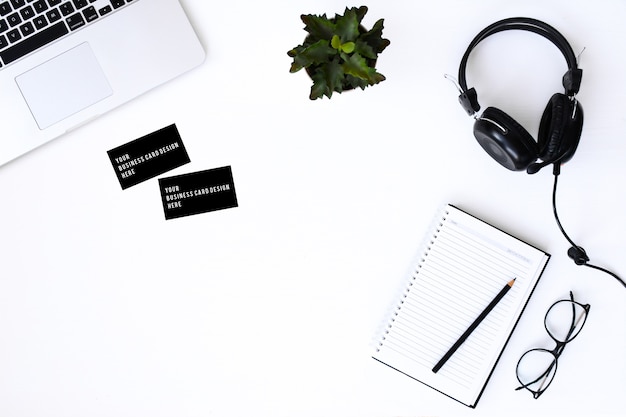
[517,348,557,397]
[545,300,587,343]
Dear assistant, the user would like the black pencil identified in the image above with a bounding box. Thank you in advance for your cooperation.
[432,278,516,373]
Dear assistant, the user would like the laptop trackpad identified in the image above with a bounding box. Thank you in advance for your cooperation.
[16,42,113,130]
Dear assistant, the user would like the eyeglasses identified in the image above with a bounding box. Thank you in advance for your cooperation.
[515,291,591,399]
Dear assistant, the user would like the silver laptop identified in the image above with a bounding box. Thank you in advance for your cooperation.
[0,0,205,166]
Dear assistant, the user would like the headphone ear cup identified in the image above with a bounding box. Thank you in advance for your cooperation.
[473,107,539,171]
[538,93,583,165]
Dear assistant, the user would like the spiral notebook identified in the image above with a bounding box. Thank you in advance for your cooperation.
[372,204,550,407]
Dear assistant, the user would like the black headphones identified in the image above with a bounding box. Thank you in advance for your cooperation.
[455,17,584,174]
[454,18,626,289]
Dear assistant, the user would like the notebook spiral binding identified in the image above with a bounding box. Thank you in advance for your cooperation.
[373,206,450,353]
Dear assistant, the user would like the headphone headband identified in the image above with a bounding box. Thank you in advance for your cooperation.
[458,17,583,116]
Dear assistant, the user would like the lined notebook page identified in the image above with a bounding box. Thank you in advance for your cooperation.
[373,204,550,407]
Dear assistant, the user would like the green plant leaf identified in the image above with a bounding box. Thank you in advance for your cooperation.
[288,45,307,72]
[302,40,336,62]
[341,52,385,85]
[345,74,369,90]
[341,53,368,81]
[289,56,307,73]
[301,14,336,41]
[323,58,345,97]
[287,45,302,58]
[354,40,376,60]
[331,35,355,54]
[360,19,391,53]
[309,58,345,100]
[341,42,355,53]
[289,39,335,73]
[309,71,329,100]
[334,7,360,42]
[353,6,368,24]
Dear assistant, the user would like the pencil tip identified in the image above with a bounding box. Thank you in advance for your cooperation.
[508,278,516,287]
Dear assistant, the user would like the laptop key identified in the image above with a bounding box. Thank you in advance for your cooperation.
[7,12,21,27]
[59,2,73,16]
[65,12,83,30]
[46,8,61,22]
[19,20,34,36]
[98,6,111,16]
[33,0,48,14]
[0,2,11,18]
[6,27,20,43]
[33,15,48,30]
[20,6,35,21]
[82,5,97,22]
[0,20,68,64]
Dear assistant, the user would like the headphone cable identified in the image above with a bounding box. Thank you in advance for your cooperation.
[552,167,626,289]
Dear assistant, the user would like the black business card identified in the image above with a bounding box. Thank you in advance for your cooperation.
[158,166,238,220]
[107,124,190,189]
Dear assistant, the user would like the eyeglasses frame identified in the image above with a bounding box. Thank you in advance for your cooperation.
[515,291,591,399]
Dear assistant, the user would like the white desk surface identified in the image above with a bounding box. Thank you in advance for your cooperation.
[1,1,625,416]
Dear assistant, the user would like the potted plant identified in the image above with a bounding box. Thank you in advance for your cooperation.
[287,6,391,100]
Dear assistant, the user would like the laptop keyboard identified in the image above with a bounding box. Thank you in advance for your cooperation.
[0,0,137,69]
